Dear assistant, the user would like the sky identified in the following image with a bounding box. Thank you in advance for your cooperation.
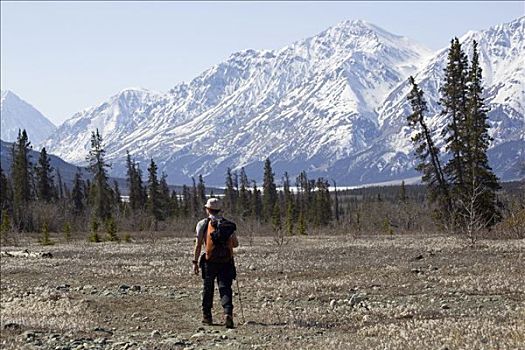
[1,1,523,126]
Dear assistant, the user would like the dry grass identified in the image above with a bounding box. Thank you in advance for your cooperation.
[1,232,524,349]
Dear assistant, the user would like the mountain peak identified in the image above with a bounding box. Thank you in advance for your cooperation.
[1,89,20,102]
[1,90,56,145]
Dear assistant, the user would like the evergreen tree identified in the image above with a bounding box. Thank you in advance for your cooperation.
[11,129,33,229]
[315,178,332,226]
[462,40,501,226]
[224,168,237,214]
[407,76,451,216]
[113,180,122,207]
[181,185,191,217]
[39,222,53,246]
[282,172,293,211]
[87,129,113,221]
[285,199,294,236]
[197,175,207,209]
[56,169,64,200]
[333,180,340,222]
[271,202,282,232]
[191,177,199,218]
[295,171,314,223]
[170,190,180,217]
[126,152,146,212]
[262,158,277,221]
[159,172,171,219]
[297,210,306,235]
[399,180,407,203]
[440,38,469,192]
[238,167,251,217]
[71,168,85,215]
[35,147,54,202]
[251,181,262,220]
[0,166,11,211]
[147,158,162,224]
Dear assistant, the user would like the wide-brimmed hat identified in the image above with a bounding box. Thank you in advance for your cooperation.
[204,198,221,211]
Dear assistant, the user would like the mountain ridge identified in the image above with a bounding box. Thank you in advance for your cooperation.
[37,16,525,185]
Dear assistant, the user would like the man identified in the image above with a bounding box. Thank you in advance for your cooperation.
[193,198,239,328]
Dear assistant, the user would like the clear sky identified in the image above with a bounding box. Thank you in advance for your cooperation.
[1,1,523,125]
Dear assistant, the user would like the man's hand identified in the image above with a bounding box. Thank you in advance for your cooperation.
[193,261,199,275]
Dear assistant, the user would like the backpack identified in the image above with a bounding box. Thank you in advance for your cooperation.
[205,218,236,263]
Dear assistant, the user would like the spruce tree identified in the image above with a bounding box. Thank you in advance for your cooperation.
[271,202,282,232]
[113,180,122,207]
[56,168,64,200]
[126,152,147,212]
[314,178,332,226]
[191,177,199,218]
[399,180,407,203]
[197,175,206,209]
[297,211,306,235]
[238,167,251,217]
[71,168,85,215]
[126,151,138,210]
[285,200,294,236]
[462,40,501,226]
[170,190,180,217]
[440,38,469,193]
[11,129,33,229]
[224,168,236,214]
[251,181,262,221]
[87,129,113,221]
[147,158,162,224]
[159,173,171,219]
[181,185,191,217]
[0,166,11,211]
[333,180,340,222]
[407,76,451,216]
[35,147,54,202]
[262,158,277,221]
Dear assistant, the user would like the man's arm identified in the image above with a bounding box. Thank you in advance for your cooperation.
[230,233,239,248]
[193,220,206,275]
[193,236,203,263]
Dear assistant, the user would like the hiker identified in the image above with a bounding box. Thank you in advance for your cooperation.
[192,198,239,328]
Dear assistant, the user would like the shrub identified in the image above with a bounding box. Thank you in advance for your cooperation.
[89,219,101,243]
[39,222,54,246]
[63,222,72,241]
[123,233,132,243]
[105,217,120,242]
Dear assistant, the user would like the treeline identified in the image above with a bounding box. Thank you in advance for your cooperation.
[0,129,336,238]
[0,127,522,244]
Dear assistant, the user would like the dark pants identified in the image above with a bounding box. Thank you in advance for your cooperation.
[201,258,236,316]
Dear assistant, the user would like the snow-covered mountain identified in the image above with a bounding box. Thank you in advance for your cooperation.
[372,17,525,180]
[43,17,524,185]
[1,90,56,145]
[43,87,162,164]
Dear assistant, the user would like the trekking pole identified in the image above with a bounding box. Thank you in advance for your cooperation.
[235,278,246,324]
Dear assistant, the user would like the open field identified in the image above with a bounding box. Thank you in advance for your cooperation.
[1,233,524,349]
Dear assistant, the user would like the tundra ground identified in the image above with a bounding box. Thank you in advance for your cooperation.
[1,233,524,349]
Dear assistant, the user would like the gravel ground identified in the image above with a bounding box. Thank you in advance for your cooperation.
[1,234,524,349]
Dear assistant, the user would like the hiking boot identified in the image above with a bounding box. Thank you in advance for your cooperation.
[202,314,213,325]
[224,314,234,329]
